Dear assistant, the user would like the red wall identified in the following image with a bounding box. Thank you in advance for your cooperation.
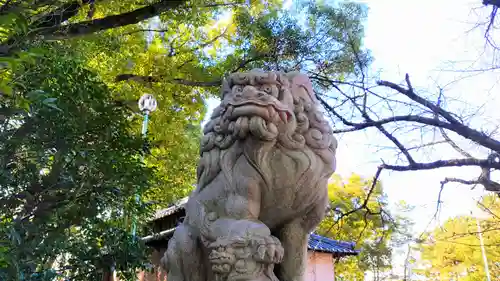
[306,251,336,281]
[130,250,335,281]
[138,248,167,281]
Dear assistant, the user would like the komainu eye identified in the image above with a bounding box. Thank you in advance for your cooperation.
[260,85,271,94]
[234,85,244,93]
[262,85,278,97]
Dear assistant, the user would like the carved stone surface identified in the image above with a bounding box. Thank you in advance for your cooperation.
[161,70,337,281]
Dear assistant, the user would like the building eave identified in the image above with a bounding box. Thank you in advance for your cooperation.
[143,201,360,257]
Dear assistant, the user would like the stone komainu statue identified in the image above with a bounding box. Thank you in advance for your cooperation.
[161,70,337,281]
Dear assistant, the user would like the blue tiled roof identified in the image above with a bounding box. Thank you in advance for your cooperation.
[308,233,359,256]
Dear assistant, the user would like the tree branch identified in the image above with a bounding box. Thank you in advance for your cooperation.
[115,55,266,86]
[233,55,267,72]
[483,0,500,8]
[327,113,500,153]
[315,75,419,165]
[115,74,160,83]
[171,78,221,87]
[114,74,221,87]
[434,87,473,158]
[122,28,169,35]
[31,0,96,29]
[323,166,383,237]
[33,0,188,40]
[378,75,461,125]
[381,157,500,171]
[31,1,245,40]
[434,177,481,219]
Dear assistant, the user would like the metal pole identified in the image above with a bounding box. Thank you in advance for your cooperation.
[131,112,149,238]
[404,243,413,281]
[132,94,157,238]
[141,113,149,137]
[476,217,491,281]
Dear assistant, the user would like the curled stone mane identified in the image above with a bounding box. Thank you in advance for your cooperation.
[197,70,337,189]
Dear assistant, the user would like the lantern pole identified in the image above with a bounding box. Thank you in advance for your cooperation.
[476,216,491,281]
[132,94,157,238]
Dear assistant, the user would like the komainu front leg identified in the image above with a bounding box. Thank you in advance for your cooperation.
[276,221,309,281]
[162,224,205,281]
[277,193,328,281]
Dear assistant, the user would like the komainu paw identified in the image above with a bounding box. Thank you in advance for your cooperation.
[252,235,284,264]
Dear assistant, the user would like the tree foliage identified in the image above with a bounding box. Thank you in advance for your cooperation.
[0,0,372,202]
[317,174,413,281]
[0,0,371,279]
[416,195,500,280]
[0,45,155,280]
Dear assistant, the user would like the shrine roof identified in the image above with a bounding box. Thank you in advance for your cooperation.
[147,197,360,256]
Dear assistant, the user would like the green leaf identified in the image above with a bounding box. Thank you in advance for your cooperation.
[42,97,57,104]
[26,89,46,100]
[0,13,17,27]
[0,56,18,68]
[44,102,63,112]
[0,83,13,96]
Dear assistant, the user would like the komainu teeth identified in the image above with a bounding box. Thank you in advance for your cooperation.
[223,105,234,120]
[267,105,276,119]
[279,111,288,123]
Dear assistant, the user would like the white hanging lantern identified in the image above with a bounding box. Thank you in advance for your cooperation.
[138,93,158,114]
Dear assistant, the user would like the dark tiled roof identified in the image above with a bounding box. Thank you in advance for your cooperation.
[152,197,188,220]
[308,233,359,255]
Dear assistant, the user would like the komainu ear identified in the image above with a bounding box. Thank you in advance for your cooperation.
[220,77,231,99]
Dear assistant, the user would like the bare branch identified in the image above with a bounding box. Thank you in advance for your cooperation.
[434,177,482,220]
[378,75,461,125]
[478,152,500,192]
[328,108,500,153]
[483,0,500,9]
[381,158,500,171]
[435,88,473,158]
[318,89,418,164]
[477,200,500,220]
[442,177,481,186]
[335,167,382,223]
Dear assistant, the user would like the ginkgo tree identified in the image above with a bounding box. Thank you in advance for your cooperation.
[317,174,413,281]
[416,195,500,281]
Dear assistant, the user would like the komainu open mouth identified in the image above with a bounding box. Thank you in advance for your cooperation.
[224,101,292,124]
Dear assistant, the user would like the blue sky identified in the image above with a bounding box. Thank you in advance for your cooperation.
[334,0,499,275]
[202,0,499,275]
[338,0,498,226]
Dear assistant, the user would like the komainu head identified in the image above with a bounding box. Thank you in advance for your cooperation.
[201,70,294,150]
[198,70,337,187]
[202,70,336,157]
